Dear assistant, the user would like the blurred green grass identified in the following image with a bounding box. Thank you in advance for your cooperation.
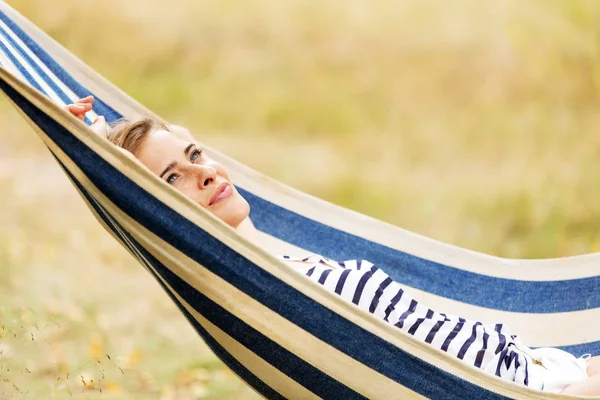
[1,0,600,398]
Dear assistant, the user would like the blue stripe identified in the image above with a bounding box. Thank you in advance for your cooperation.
[383,288,404,322]
[441,318,466,352]
[494,348,509,377]
[395,299,418,329]
[58,165,287,400]
[80,188,364,399]
[318,268,332,285]
[334,269,351,295]
[244,190,600,314]
[407,309,433,336]
[0,26,71,103]
[425,313,450,345]
[0,72,510,400]
[0,11,121,123]
[352,265,375,305]
[3,6,599,315]
[523,357,529,386]
[494,325,506,355]
[0,34,45,94]
[369,276,392,313]
[457,322,481,360]
[474,332,489,368]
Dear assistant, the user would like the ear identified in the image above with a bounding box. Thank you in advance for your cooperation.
[169,124,194,141]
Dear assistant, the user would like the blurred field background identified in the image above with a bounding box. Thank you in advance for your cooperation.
[1,0,600,398]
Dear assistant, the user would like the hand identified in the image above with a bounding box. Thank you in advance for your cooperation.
[65,95,94,121]
[66,96,110,138]
[90,115,110,139]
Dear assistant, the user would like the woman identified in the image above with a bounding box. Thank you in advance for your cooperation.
[67,96,599,396]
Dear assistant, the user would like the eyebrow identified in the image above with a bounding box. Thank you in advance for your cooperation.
[159,161,176,179]
[159,143,196,179]
[184,143,195,157]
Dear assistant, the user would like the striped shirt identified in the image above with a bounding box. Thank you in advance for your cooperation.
[280,254,544,390]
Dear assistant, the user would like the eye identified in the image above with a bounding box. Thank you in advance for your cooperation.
[190,148,203,163]
[166,173,179,185]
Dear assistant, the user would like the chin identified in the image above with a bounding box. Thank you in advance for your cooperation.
[217,193,250,228]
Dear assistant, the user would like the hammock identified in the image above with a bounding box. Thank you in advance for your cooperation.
[0,3,597,399]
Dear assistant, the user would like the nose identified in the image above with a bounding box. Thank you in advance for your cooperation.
[189,164,217,189]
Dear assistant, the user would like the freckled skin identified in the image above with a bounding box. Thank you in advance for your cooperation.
[136,129,250,228]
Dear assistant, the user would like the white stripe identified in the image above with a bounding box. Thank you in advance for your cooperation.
[404,285,600,348]
[3,0,596,285]
[461,324,485,363]
[445,320,474,358]
[0,31,63,104]
[0,18,97,119]
[357,268,388,310]
[478,330,500,371]
[429,317,455,350]
[206,150,600,282]
[0,39,25,82]
[339,270,360,299]
[0,34,580,398]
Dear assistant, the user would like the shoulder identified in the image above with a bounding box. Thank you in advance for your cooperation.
[277,254,377,272]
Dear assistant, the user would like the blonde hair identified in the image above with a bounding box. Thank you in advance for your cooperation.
[108,117,169,156]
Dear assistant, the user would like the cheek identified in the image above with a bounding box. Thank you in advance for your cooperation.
[177,180,204,202]
[212,193,249,224]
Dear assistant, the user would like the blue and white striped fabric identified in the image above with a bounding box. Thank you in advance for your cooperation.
[0,2,597,399]
[281,254,554,390]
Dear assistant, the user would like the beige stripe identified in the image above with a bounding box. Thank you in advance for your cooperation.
[3,2,599,283]
[188,302,321,400]
[52,140,582,400]
[258,231,313,258]
[68,160,425,400]
[216,152,600,281]
[259,228,600,347]
[157,281,321,399]
[29,135,539,399]
[70,196,321,400]
[0,54,595,399]
[4,77,422,399]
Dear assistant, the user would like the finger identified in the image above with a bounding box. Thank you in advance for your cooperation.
[75,95,94,104]
[73,102,93,112]
[67,105,91,118]
[67,104,86,114]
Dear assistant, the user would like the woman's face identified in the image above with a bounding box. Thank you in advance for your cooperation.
[136,129,250,228]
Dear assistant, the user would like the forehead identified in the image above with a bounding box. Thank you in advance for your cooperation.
[136,129,191,175]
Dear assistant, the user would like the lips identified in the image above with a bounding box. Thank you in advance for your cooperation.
[209,182,233,206]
